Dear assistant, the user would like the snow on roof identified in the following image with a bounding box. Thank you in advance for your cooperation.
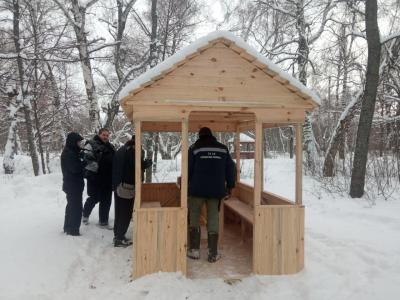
[119,31,321,105]
[228,133,255,143]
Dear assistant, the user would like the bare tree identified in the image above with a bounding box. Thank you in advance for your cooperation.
[11,0,40,175]
[52,0,102,133]
[102,0,138,129]
[350,0,381,197]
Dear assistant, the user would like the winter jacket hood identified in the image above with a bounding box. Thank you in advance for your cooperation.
[66,132,83,151]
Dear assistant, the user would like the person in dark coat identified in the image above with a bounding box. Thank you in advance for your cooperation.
[187,127,236,262]
[82,128,116,227]
[61,132,85,236]
[112,136,152,247]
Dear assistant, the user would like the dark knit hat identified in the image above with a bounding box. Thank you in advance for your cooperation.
[199,127,212,137]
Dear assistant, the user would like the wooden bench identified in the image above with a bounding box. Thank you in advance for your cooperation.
[141,201,162,208]
[224,197,254,242]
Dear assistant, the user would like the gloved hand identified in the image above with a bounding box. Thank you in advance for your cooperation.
[224,188,232,200]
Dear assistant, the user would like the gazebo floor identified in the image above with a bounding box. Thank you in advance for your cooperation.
[187,222,253,279]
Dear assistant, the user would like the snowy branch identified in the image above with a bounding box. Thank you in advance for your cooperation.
[381,32,400,45]
[309,0,336,45]
[257,0,296,18]
[373,115,400,124]
[0,52,28,59]
[88,41,121,54]
[84,0,100,9]
[350,31,366,39]
[52,0,80,28]
[110,54,150,104]
[131,9,150,36]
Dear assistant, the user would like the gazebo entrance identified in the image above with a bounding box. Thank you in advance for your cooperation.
[131,110,305,279]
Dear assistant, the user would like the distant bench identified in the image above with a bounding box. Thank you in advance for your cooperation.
[224,197,254,242]
[142,201,162,208]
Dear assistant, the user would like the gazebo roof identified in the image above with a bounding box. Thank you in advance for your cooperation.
[119,31,321,107]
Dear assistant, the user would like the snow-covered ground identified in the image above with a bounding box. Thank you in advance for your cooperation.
[1,155,400,300]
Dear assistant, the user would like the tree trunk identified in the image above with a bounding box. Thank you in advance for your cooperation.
[46,62,66,149]
[145,133,154,182]
[104,0,137,129]
[144,0,158,182]
[30,5,46,174]
[3,94,20,174]
[295,0,317,172]
[289,127,294,159]
[70,0,100,133]
[323,94,362,177]
[153,133,159,174]
[149,0,158,68]
[350,0,381,198]
[13,0,40,176]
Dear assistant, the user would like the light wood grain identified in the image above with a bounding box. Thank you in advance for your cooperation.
[133,207,187,279]
[253,205,304,275]
[295,124,303,205]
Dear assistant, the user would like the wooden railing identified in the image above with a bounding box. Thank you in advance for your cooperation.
[140,181,294,208]
[234,182,295,206]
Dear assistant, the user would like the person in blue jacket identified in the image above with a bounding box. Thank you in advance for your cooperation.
[187,127,236,262]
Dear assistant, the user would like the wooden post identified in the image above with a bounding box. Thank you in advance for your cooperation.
[295,124,303,205]
[134,120,142,210]
[235,127,241,183]
[181,118,189,208]
[254,119,263,206]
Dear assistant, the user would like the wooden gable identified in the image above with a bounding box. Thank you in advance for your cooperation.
[123,41,316,110]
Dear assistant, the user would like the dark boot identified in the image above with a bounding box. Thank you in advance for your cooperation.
[66,229,81,236]
[113,237,133,248]
[187,227,200,259]
[207,232,221,263]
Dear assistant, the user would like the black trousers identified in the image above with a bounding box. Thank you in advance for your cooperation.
[83,181,112,224]
[64,188,83,234]
[113,192,134,240]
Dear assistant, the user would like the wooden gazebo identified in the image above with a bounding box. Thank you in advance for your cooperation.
[119,31,320,279]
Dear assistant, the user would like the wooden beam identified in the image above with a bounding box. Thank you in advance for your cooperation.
[253,60,266,69]
[295,123,303,205]
[273,75,290,85]
[180,118,189,208]
[141,121,238,132]
[240,51,256,62]
[254,119,263,206]
[262,67,279,77]
[134,120,142,210]
[235,126,241,182]
[229,43,243,53]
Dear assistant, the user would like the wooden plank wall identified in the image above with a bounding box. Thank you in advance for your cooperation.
[253,205,304,275]
[141,183,180,207]
[133,207,187,279]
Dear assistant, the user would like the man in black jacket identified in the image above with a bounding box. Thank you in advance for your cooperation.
[82,128,115,227]
[112,136,152,247]
[61,132,85,236]
[187,127,236,262]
